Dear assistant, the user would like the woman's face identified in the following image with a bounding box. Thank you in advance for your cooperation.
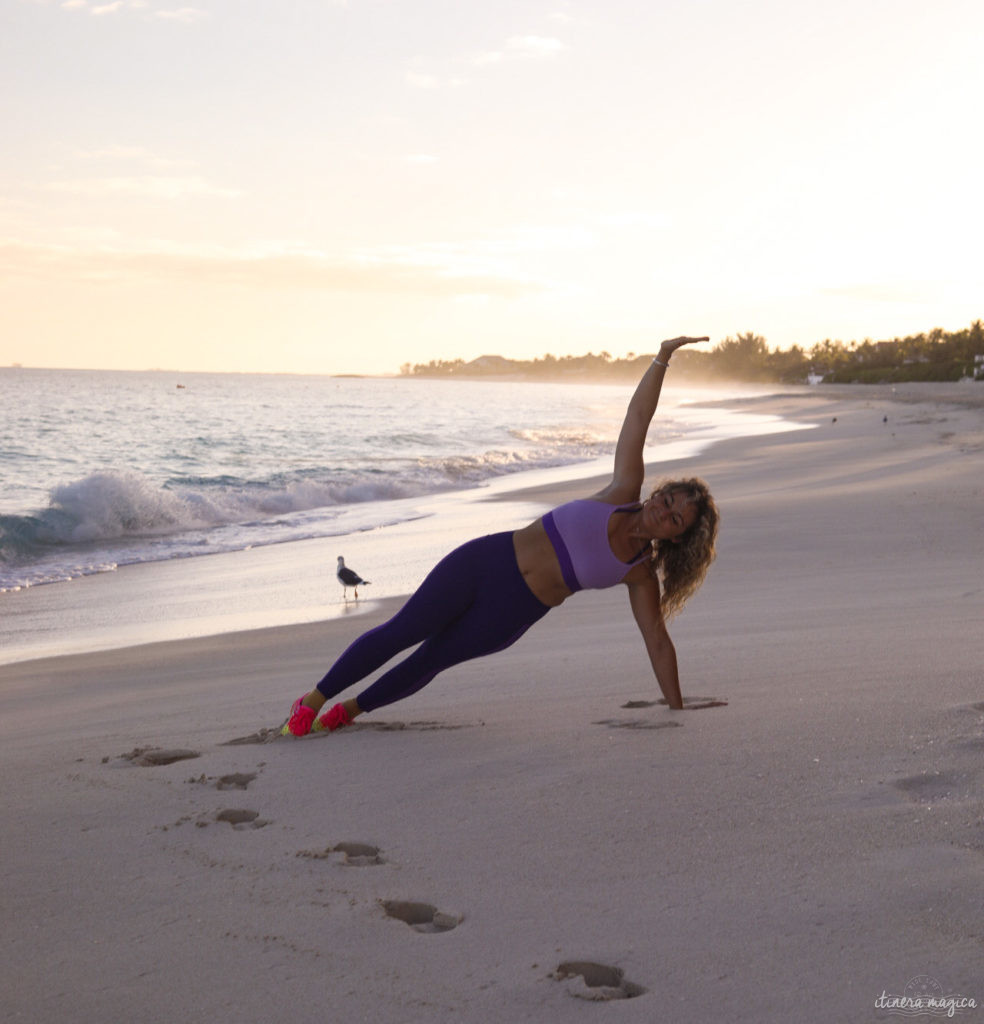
[642,489,698,542]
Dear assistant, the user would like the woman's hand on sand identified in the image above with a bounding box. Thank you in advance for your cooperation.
[661,697,729,710]
[659,336,709,357]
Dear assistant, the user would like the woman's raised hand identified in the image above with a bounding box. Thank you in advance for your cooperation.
[659,336,710,356]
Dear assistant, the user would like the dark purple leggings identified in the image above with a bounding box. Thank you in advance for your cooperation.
[315,531,551,713]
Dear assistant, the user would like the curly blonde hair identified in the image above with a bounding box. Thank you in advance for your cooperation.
[648,477,719,619]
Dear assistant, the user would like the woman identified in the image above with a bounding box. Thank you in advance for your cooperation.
[284,335,720,736]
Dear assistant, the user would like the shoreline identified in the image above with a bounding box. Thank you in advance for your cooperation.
[488,379,984,506]
[0,384,809,667]
[3,381,982,669]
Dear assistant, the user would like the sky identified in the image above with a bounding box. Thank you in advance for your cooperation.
[2,0,982,376]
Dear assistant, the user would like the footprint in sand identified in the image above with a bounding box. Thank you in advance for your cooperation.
[380,900,460,933]
[551,961,646,1001]
[351,720,475,732]
[215,808,270,830]
[187,772,260,790]
[892,771,972,803]
[222,729,281,746]
[223,720,477,745]
[946,700,984,718]
[594,718,682,730]
[943,702,984,751]
[109,747,201,767]
[216,772,258,791]
[952,737,984,753]
[297,842,385,866]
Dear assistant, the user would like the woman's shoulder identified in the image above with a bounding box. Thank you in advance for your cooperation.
[589,481,643,506]
[623,557,661,591]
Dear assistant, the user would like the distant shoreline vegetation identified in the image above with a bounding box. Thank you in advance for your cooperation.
[401,320,984,385]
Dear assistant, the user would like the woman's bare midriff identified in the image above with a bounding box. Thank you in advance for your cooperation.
[512,520,571,607]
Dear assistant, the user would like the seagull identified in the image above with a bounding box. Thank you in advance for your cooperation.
[337,556,370,600]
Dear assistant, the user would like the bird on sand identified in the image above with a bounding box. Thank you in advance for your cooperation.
[337,556,370,599]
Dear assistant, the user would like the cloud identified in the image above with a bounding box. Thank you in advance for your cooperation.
[471,35,566,67]
[409,33,565,83]
[405,62,467,90]
[154,6,207,23]
[45,176,242,200]
[75,145,196,169]
[547,9,592,27]
[597,211,672,230]
[53,0,198,16]
[406,71,441,90]
[820,282,939,304]
[361,225,594,281]
[507,35,566,57]
[0,240,539,298]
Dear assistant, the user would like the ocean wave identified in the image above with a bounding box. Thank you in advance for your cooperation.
[0,471,358,562]
[0,434,613,580]
[508,426,606,447]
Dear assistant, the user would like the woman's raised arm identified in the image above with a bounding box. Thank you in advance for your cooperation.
[598,336,709,502]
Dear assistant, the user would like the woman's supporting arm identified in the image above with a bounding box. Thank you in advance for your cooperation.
[627,577,684,710]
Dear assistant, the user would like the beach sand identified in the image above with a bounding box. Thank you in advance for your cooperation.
[2,383,983,1023]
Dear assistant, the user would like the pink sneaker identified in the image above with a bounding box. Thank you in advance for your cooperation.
[282,697,316,737]
[313,702,353,733]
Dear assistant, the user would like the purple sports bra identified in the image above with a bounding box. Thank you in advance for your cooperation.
[542,499,651,593]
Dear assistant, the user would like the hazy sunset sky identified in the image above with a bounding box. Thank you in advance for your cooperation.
[3,0,982,375]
